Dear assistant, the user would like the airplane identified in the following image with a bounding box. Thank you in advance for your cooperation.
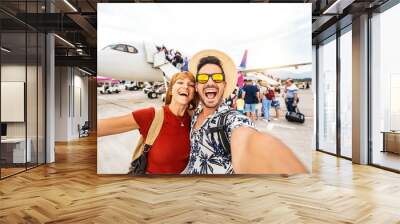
[236,49,311,87]
[98,42,311,90]
[98,42,185,99]
[98,42,191,81]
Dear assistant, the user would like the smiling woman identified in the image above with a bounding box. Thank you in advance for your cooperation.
[165,72,198,111]
[97,72,199,174]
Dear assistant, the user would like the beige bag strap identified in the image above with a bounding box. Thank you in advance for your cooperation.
[131,107,164,161]
[144,107,164,145]
[131,136,144,161]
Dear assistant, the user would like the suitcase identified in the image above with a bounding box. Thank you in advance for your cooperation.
[285,108,305,123]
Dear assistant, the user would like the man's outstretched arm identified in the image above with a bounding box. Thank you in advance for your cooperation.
[231,127,307,174]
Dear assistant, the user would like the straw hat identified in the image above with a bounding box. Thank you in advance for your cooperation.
[189,49,237,99]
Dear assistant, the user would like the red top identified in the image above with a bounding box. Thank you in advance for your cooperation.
[132,106,191,174]
[266,89,275,100]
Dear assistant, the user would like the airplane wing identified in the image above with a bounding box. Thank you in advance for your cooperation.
[239,62,312,73]
[246,72,280,86]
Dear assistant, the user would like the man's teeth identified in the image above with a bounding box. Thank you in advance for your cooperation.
[205,89,217,93]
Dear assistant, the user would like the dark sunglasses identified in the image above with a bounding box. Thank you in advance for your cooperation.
[196,73,225,84]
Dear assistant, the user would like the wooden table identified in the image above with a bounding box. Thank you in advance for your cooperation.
[1,138,32,164]
[381,131,400,154]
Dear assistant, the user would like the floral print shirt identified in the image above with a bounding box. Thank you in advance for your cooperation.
[183,102,255,174]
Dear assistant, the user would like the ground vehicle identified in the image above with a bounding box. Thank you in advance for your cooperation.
[125,81,145,91]
[98,83,121,94]
[297,82,306,89]
[144,82,165,99]
[97,76,121,94]
[143,82,153,94]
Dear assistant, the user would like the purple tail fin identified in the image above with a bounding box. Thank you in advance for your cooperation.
[239,50,248,69]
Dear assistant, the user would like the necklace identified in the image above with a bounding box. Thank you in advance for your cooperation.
[177,115,185,127]
[167,105,186,127]
[179,118,185,127]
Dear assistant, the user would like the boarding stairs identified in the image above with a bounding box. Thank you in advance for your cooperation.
[144,42,180,81]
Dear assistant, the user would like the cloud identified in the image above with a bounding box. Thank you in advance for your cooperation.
[98,3,311,68]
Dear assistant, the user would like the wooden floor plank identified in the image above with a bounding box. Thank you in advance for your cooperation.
[0,136,399,223]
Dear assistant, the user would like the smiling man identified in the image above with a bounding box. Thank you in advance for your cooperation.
[183,49,307,174]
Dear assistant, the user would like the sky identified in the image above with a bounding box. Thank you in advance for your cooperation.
[98,3,312,75]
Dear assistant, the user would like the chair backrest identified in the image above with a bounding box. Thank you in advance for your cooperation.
[82,121,90,130]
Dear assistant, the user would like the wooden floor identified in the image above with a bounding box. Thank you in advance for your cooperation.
[373,151,400,171]
[1,167,26,178]
[1,136,400,223]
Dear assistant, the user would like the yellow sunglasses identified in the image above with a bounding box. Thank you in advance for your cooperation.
[196,73,225,84]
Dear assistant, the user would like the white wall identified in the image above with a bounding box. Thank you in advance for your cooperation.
[46,32,56,163]
[54,67,89,141]
[312,45,316,151]
[73,73,89,138]
[1,64,46,164]
[55,66,70,141]
[1,65,32,137]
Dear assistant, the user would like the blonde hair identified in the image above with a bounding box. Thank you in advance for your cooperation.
[165,71,199,110]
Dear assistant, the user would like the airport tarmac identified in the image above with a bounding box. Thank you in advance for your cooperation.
[97,88,314,174]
